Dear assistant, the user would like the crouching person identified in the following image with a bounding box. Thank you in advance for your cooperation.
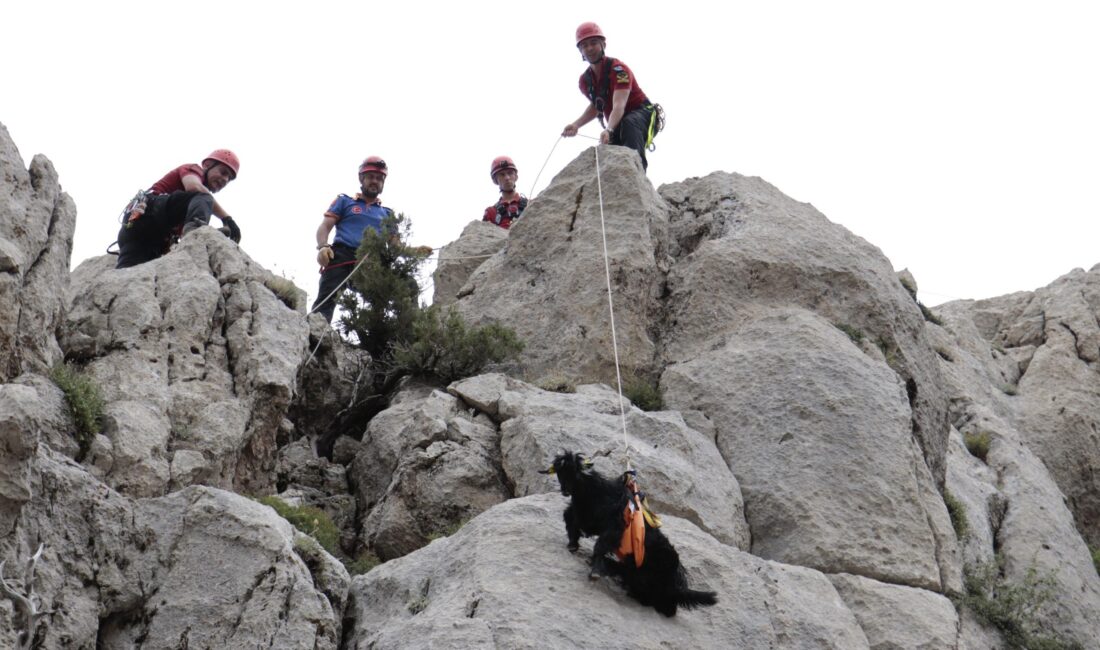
[116,149,242,269]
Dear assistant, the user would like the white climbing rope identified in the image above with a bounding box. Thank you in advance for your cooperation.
[592,143,633,471]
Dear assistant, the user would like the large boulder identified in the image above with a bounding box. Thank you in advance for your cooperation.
[454,146,668,383]
[344,494,874,650]
[657,172,949,489]
[663,309,959,592]
[63,229,310,496]
[0,123,76,382]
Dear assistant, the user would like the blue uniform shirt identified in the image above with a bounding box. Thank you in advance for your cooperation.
[325,194,393,249]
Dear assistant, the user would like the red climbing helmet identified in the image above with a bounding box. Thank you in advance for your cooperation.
[358,156,388,178]
[203,149,240,179]
[575,22,605,46]
[490,156,518,182]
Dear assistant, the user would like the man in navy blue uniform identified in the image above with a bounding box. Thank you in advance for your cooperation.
[311,156,397,323]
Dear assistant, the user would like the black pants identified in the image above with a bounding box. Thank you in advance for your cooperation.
[312,243,358,323]
[116,192,214,269]
[611,104,655,171]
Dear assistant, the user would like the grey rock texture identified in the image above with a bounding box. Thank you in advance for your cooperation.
[63,229,310,497]
[829,573,959,649]
[454,146,668,383]
[662,309,960,592]
[0,124,76,382]
[932,297,1100,646]
[344,494,870,650]
[3,446,347,650]
[431,220,507,307]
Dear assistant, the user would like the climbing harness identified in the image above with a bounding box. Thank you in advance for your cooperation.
[120,189,150,228]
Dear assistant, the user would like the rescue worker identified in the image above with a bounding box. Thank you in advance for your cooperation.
[482,156,528,229]
[561,22,658,171]
[312,156,431,323]
[115,149,242,269]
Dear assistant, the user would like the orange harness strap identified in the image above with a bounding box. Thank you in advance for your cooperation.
[615,479,646,568]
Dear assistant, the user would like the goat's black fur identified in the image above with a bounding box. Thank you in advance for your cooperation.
[542,451,718,617]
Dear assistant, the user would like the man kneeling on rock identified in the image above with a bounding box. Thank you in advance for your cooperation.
[115,149,242,269]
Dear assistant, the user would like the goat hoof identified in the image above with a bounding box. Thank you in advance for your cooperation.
[588,571,600,581]
[567,543,579,553]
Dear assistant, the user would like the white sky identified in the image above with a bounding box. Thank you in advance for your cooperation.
[5,1,1098,307]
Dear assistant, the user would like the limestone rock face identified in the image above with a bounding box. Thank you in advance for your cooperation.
[4,447,347,650]
[658,172,949,489]
[829,573,959,649]
[431,220,507,307]
[454,146,668,382]
[944,267,1100,547]
[663,309,959,592]
[344,494,872,650]
[932,300,1100,646]
[62,229,310,496]
[0,124,76,382]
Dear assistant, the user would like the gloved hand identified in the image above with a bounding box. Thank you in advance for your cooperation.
[221,216,242,243]
[317,245,334,267]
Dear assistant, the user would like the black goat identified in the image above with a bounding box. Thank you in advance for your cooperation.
[540,451,718,617]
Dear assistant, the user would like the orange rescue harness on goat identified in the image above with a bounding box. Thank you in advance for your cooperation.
[615,475,647,568]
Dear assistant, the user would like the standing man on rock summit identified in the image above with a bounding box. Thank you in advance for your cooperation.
[115,149,242,269]
[561,22,660,171]
[483,156,528,229]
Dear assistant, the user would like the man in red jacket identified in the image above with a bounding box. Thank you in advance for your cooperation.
[482,156,528,229]
[561,22,658,171]
[116,149,242,269]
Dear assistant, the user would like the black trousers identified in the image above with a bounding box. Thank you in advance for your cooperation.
[116,192,214,269]
[312,243,358,323]
[611,104,655,171]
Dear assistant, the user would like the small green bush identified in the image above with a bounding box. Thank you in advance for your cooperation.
[961,557,1082,649]
[391,305,524,385]
[965,431,992,462]
[944,490,969,540]
[346,550,382,575]
[50,362,105,456]
[264,275,302,311]
[536,374,577,393]
[623,376,663,412]
[1001,383,1019,396]
[834,323,864,345]
[1091,547,1099,577]
[918,301,944,326]
[257,496,340,554]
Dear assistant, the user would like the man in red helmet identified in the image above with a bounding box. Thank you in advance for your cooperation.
[483,156,528,229]
[561,22,658,171]
[115,149,242,269]
[312,156,408,323]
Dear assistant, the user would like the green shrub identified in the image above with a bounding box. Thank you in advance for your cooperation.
[338,213,426,362]
[918,301,944,326]
[536,374,577,393]
[961,557,1082,649]
[623,375,663,412]
[943,490,969,540]
[834,323,864,345]
[964,431,992,462]
[346,550,382,575]
[264,275,303,311]
[1091,547,1100,577]
[256,496,340,554]
[391,305,523,385]
[50,362,105,457]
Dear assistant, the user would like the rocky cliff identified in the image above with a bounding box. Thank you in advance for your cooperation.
[3,123,1098,649]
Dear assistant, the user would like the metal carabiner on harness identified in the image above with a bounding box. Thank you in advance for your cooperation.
[121,189,150,229]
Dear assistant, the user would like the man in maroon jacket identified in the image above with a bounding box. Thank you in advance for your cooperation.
[116,149,242,269]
